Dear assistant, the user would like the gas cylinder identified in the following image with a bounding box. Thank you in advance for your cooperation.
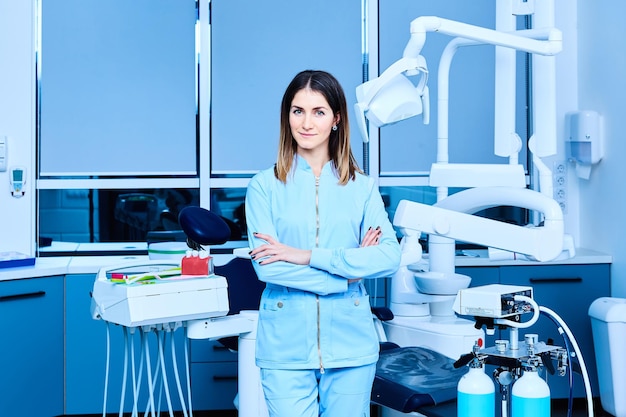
[457,361,495,417]
[511,367,550,417]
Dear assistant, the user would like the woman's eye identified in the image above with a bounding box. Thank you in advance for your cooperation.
[293,109,302,115]
[316,110,325,116]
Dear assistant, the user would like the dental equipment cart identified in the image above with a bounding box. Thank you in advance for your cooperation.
[90,260,266,417]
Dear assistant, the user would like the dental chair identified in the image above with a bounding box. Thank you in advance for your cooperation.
[371,306,466,416]
[178,206,265,352]
[212,257,266,350]
[179,206,464,417]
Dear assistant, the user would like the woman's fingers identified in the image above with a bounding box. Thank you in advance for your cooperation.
[361,227,381,247]
[253,232,276,244]
[250,233,311,265]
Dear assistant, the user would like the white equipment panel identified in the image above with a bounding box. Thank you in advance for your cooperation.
[91,261,229,328]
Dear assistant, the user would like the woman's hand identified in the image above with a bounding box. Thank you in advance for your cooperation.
[348,227,382,283]
[250,232,312,265]
[250,227,381,281]
[360,226,381,248]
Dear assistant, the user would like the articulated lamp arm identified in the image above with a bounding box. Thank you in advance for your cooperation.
[355,15,561,144]
[393,187,564,262]
[403,16,562,59]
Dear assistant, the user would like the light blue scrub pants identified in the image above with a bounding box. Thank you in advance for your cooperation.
[260,363,377,417]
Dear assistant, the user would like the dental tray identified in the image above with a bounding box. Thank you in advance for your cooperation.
[91,260,230,327]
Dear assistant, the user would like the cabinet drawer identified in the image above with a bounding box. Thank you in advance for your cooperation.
[191,361,238,410]
[502,263,609,285]
[191,338,238,362]
[0,276,64,417]
[500,264,610,314]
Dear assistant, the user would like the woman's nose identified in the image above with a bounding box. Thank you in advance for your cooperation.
[302,113,313,129]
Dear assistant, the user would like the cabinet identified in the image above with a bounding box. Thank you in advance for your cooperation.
[457,263,610,399]
[65,273,187,414]
[190,339,238,410]
[0,276,64,417]
[66,273,128,414]
[457,266,500,287]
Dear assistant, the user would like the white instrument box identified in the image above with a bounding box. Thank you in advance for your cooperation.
[91,261,229,328]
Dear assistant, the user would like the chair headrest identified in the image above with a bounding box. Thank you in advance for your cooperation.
[178,206,231,246]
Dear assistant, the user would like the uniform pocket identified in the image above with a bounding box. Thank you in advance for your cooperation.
[329,294,378,360]
[256,291,312,364]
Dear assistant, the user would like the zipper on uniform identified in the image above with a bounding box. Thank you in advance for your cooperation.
[315,176,320,248]
[317,296,324,374]
[315,175,324,374]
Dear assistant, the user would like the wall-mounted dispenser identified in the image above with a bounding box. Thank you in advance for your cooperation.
[566,110,603,179]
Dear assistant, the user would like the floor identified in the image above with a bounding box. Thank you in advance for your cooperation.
[378,398,614,417]
[552,398,614,417]
[60,398,614,417]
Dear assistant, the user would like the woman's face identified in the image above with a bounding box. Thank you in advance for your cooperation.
[289,88,339,155]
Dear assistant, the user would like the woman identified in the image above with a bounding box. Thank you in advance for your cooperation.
[245,70,401,417]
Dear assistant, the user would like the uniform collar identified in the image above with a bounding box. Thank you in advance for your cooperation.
[295,155,336,177]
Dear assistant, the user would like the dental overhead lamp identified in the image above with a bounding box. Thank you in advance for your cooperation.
[354,56,430,143]
[354,15,563,192]
[353,11,568,373]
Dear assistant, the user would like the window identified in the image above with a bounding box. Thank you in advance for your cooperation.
[38,188,250,247]
[36,0,533,253]
[36,0,365,249]
[38,0,198,177]
[37,0,204,251]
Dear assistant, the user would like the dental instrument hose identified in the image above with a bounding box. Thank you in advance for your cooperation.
[184,325,194,417]
[169,325,190,417]
[540,309,575,417]
[142,328,170,417]
[142,345,164,417]
[129,328,138,417]
[539,306,594,417]
[499,296,593,417]
[143,327,157,417]
[120,326,130,417]
[136,330,147,417]
[143,328,169,417]
[133,328,146,417]
[103,321,111,417]
[495,295,540,329]
[157,328,175,417]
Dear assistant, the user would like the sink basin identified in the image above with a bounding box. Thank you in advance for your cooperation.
[413,271,471,295]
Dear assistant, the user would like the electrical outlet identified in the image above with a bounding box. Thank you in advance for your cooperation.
[0,136,7,172]
[553,161,567,214]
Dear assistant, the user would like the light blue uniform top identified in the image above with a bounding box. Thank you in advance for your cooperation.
[246,156,401,370]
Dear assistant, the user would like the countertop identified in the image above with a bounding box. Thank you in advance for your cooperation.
[453,247,612,267]
[0,246,612,282]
